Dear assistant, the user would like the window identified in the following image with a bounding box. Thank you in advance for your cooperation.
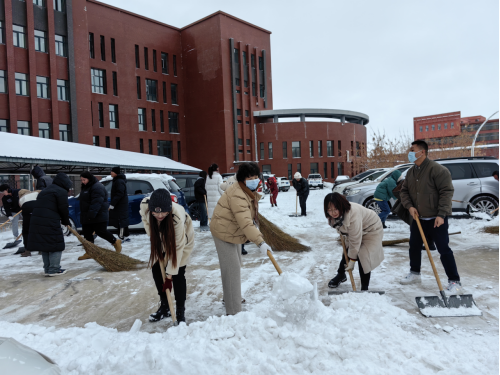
[177,141,181,161]
[309,140,314,157]
[324,162,327,179]
[57,79,69,101]
[144,47,149,70]
[268,142,273,159]
[135,45,140,68]
[105,136,110,148]
[292,141,301,158]
[111,38,116,63]
[98,102,103,127]
[34,30,47,52]
[238,138,243,146]
[288,164,292,180]
[260,142,264,159]
[153,50,157,72]
[331,162,334,178]
[317,140,323,157]
[0,119,9,132]
[145,79,157,101]
[338,140,342,157]
[432,125,435,131]
[251,54,256,96]
[245,110,249,117]
[160,110,164,132]
[237,120,242,124]
[425,125,428,131]
[0,21,4,45]
[36,76,50,99]
[158,140,172,158]
[419,126,422,132]
[15,73,29,96]
[89,32,94,58]
[136,76,141,99]
[99,35,105,61]
[252,82,256,97]
[243,51,248,88]
[233,48,240,86]
[55,35,66,56]
[337,162,343,176]
[13,25,26,48]
[327,141,333,156]
[260,84,265,98]
[282,141,287,158]
[93,136,99,146]
[438,124,441,130]
[171,83,178,104]
[443,163,474,180]
[116,137,120,150]
[163,82,167,103]
[138,108,146,131]
[173,55,177,76]
[168,111,178,133]
[246,139,250,146]
[59,124,71,142]
[91,68,106,94]
[262,165,271,174]
[148,139,153,154]
[471,163,499,178]
[139,138,144,153]
[17,121,31,135]
[297,163,301,174]
[112,71,117,96]
[109,104,118,129]
[451,122,454,129]
[38,122,51,138]
[237,109,242,116]
[151,109,156,131]
[53,0,65,12]
[310,163,318,174]
[33,0,45,6]
[0,70,5,93]
[444,123,447,129]
[246,121,249,124]
[161,52,168,74]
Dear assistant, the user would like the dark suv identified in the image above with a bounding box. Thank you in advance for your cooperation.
[171,174,201,220]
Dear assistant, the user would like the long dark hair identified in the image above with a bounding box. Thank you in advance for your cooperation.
[208,163,218,179]
[324,192,351,219]
[148,211,177,269]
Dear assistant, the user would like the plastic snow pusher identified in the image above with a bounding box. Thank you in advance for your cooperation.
[414,216,480,317]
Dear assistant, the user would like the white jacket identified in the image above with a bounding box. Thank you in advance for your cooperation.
[205,171,224,219]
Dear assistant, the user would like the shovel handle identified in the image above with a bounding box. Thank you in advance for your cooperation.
[267,250,282,275]
[15,233,22,241]
[340,235,356,292]
[490,207,499,215]
[166,288,178,326]
[0,210,22,229]
[204,195,210,225]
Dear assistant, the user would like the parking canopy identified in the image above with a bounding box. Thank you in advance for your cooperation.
[0,132,200,174]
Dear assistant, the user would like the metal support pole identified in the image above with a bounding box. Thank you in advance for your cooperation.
[471,111,498,156]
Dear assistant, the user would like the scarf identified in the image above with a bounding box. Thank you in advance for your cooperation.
[238,181,259,226]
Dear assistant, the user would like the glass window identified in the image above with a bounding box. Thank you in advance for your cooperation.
[93,135,99,146]
[173,55,177,76]
[59,124,71,142]
[268,142,273,159]
[33,0,45,6]
[338,140,342,157]
[444,123,448,129]
[13,25,26,48]
[471,163,499,178]
[111,38,116,63]
[91,68,106,94]
[136,76,141,99]
[116,137,120,150]
[163,82,167,103]
[145,79,157,101]
[168,111,178,133]
[425,125,428,131]
[17,121,31,135]
[443,163,474,180]
[57,79,69,101]
[105,136,110,148]
[109,104,118,129]
[288,164,292,180]
[324,162,327,179]
[158,140,172,158]
[0,70,5,93]
[262,165,271,173]
[171,83,178,104]
[309,140,314,157]
[292,141,301,158]
[245,110,249,117]
[161,52,168,74]
[36,76,50,99]
[297,163,301,173]
[98,102,103,128]
[55,35,66,57]
[451,122,454,129]
[160,110,164,132]
[100,35,105,61]
[419,126,422,132]
[326,140,333,156]
[310,163,319,174]
[237,109,242,116]
[144,47,148,70]
[0,119,9,132]
[127,180,154,195]
[0,21,4,45]
[260,142,264,159]
[148,139,153,154]
[432,125,435,131]
[238,138,243,146]
[153,49,157,72]
[34,30,47,52]
[318,141,323,157]
[151,109,156,131]
[89,32,94,58]
[15,73,29,96]
[243,51,248,88]
[135,45,140,68]
[139,138,143,153]
[38,122,50,138]
[337,162,343,176]
[138,108,146,131]
[112,71,117,96]
[246,139,250,146]
[438,124,441,130]
[282,141,287,158]
[53,0,65,12]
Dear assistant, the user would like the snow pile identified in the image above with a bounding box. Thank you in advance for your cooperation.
[272,272,313,300]
[420,304,483,317]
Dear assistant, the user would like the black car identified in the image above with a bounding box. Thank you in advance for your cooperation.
[171,174,201,220]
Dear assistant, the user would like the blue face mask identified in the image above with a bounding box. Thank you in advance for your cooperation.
[245,179,260,191]
[408,151,419,163]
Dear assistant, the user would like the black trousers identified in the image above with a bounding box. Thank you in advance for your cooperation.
[337,253,371,288]
[409,216,460,281]
[152,262,186,309]
[299,195,308,215]
[119,227,130,239]
[82,222,116,245]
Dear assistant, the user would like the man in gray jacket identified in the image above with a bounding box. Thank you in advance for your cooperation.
[399,140,462,294]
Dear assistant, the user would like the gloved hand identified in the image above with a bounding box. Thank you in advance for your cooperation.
[8,216,13,221]
[109,206,114,210]
[259,242,273,255]
[344,259,357,272]
[162,277,172,292]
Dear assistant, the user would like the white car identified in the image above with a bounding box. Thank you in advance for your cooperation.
[276,177,290,192]
[308,174,324,189]
[333,168,391,195]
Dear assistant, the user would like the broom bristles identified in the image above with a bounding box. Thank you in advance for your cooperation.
[483,225,499,234]
[68,227,145,272]
[258,213,310,252]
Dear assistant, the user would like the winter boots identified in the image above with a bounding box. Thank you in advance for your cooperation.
[78,252,92,260]
[328,274,347,288]
[149,300,171,322]
[400,272,422,285]
[176,307,186,323]
[20,251,32,257]
[113,239,122,253]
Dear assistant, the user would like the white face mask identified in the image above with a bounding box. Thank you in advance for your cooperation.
[245,179,260,191]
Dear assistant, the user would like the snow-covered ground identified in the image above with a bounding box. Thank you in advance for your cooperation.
[0,186,498,374]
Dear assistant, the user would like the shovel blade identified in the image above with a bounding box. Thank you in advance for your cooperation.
[416,294,482,317]
[3,240,22,249]
[328,290,385,295]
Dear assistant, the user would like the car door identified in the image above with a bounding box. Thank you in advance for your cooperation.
[126,180,154,226]
[471,162,499,199]
[441,162,481,212]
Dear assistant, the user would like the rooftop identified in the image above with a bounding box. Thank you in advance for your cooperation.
[253,108,369,125]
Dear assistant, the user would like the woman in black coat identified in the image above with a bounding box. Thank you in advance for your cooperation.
[28,173,72,276]
[108,167,129,240]
[78,171,121,260]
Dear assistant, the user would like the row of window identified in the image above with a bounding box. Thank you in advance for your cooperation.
[89,33,116,63]
[93,136,121,150]
[259,140,344,160]
[5,23,67,56]
[138,138,182,160]
[233,48,264,97]
[262,162,345,181]
[138,108,178,133]
[0,119,70,141]
[33,0,66,11]
[419,122,454,132]
[134,45,177,76]
[0,70,69,100]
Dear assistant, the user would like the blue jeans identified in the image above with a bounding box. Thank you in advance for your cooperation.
[41,251,62,274]
[199,200,208,227]
[10,213,20,238]
[376,201,391,224]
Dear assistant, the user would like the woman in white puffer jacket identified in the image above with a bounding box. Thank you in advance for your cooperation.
[205,163,224,219]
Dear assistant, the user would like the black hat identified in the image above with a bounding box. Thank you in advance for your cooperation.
[148,189,172,213]
[80,171,93,180]
[112,166,121,174]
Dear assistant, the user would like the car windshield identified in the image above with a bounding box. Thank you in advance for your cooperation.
[166,180,180,192]
[364,171,385,182]
[352,170,374,180]
[309,174,321,179]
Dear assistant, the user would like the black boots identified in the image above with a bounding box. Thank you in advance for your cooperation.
[328,274,347,288]
[149,299,171,322]
[176,307,186,323]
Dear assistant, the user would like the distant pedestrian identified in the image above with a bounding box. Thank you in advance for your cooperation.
[31,166,53,191]
[108,167,130,241]
[373,170,401,228]
[0,184,22,239]
[28,173,72,276]
[194,171,208,228]
[78,172,121,260]
[291,172,309,216]
[205,163,224,220]
[18,189,41,257]
[493,171,498,181]
[266,176,279,207]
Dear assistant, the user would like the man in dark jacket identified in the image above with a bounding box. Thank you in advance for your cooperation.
[78,171,121,260]
[0,184,22,238]
[373,170,401,228]
[108,167,129,241]
[31,166,53,191]
[291,172,309,216]
[18,189,40,257]
[399,140,462,294]
[28,173,72,276]
[194,171,208,229]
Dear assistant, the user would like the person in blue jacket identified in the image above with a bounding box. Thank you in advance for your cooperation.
[373,170,401,228]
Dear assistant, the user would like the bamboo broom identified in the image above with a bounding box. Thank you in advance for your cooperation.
[67,226,144,272]
[382,232,461,246]
[483,226,499,234]
[258,213,310,252]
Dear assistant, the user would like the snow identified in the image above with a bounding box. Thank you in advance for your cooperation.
[420,305,483,317]
[0,184,498,374]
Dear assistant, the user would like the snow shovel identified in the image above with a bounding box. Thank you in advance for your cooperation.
[3,233,23,249]
[329,235,385,295]
[289,193,300,217]
[0,211,22,230]
[166,288,178,326]
[414,216,480,317]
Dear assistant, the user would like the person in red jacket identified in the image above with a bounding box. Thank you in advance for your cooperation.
[266,176,279,207]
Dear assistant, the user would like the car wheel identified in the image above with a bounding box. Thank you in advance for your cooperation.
[189,202,201,221]
[284,189,289,192]
[62,218,76,236]
[365,198,382,214]
[469,196,498,216]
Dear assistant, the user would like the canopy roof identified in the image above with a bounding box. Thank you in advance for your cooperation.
[0,132,200,175]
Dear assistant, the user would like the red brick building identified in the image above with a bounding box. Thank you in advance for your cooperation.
[0,0,367,174]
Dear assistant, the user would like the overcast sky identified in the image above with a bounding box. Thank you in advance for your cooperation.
[100,0,499,137]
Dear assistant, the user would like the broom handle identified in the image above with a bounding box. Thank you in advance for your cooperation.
[165,288,178,326]
[296,193,298,216]
[490,207,499,214]
[204,195,210,225]
[340,235,356,291]
[267,250,282,275]
[15,232,22,241]
[0,210,22,229]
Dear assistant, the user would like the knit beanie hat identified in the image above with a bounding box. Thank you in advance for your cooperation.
[112,166,121,174]
[294,172,302,179]
[80,171,93,180]
[148,189,172,213]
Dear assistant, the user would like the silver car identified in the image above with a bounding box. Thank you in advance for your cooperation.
[333,168,390,194]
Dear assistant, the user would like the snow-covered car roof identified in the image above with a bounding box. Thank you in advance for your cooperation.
[101,173,174,183]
